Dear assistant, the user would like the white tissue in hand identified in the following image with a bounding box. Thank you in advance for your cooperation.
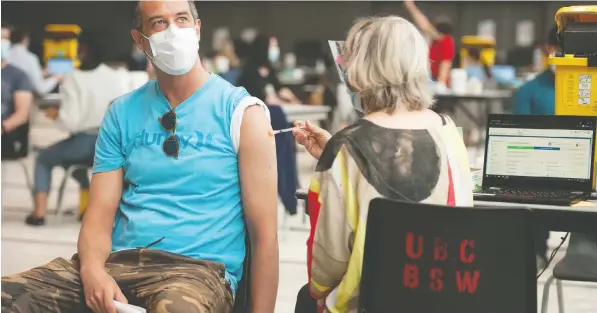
[113,300,146,313]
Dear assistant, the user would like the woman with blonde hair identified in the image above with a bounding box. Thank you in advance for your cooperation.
[293,16,473,313]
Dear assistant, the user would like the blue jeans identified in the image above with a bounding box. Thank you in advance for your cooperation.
[33,133,97,193]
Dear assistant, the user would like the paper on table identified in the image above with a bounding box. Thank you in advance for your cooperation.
[516,20,535,47]
[572,201,597,207]
[477,19,496,40]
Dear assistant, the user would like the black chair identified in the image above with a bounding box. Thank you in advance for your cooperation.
[2,123,33,194]
[540,232,597,313]
[231,233,251,313]
[360,199,536,313]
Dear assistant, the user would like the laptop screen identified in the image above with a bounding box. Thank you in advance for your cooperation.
[47,58,74,75]
[483,114,597,191]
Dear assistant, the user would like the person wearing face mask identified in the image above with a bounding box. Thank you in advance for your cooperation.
[25,30,126,226]
[125,40,149,71]
[292,16,472,313]
[238,34,301,104]
[1,1,279,313]
[1,23,34,160]
[513,25,560,271]
[215,40,241,85]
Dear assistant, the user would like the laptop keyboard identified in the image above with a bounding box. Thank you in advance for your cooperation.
[479,189,579,199]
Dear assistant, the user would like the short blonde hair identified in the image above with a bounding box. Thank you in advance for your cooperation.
[344,16,434,113]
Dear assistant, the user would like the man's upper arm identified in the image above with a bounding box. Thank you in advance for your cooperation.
[238,105,277,237]
[13,72,34,114]
[93,104,125,173]
[513,84,532,114]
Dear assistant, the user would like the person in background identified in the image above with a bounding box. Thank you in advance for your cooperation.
[293,16,472,313]
[238,34,301,104]
[404,0,455,89]
[25,30,126,226]
[215,40,241,85]
[2,23,34,159]
[465,48,492,83]
[514,25,560,270]
[8,26,63,96]
[514,25,559,116]
[125,40,148,71]
[2,1,279,313]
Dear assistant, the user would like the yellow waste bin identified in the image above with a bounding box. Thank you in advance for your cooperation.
[42,24,81,68]
[549,5,597,188]
[460,36,496,68]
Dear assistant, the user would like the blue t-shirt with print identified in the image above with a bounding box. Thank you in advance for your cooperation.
[93,74,248,292]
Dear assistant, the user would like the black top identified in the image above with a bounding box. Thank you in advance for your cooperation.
[237,63,281,102]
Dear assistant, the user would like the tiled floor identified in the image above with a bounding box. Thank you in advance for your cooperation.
[2,115,597,313]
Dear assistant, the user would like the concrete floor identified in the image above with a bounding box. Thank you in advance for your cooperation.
[2,110,597,313]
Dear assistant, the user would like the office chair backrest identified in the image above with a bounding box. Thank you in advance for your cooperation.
[2,123,30,160]
[360,199,536,313]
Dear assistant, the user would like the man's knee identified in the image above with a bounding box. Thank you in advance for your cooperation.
[36,149,60,167]
[149,281,231,313]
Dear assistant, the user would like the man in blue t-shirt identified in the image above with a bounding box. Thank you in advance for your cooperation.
[1,2,279,313]
[513,25,559,270]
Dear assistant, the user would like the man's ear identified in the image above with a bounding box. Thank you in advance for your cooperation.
[130,29,143,47]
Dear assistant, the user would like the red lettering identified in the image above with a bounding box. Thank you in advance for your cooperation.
[406,232,424,260]
[403,264,419,289]
[429,268,444,292]
[456,270,480,293]
[433,237,448,261]
[459,239,475,263]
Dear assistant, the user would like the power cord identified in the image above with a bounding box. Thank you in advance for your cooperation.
[537,232,569,279]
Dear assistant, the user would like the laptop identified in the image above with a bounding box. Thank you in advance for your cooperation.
[47,58,74,75]
[474,114,597,206]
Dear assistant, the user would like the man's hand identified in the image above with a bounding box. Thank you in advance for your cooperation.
[44,107,60,120]
[81,267,127,313]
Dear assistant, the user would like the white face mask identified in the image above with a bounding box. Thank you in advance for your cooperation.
[214,56,230,73]
[142,25,200,76]
[548,52,556,73]
[268,46,280,63]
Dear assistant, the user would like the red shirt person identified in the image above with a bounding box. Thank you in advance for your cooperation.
[405,0,455,87]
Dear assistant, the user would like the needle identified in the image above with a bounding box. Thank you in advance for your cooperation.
[268,126,304,136]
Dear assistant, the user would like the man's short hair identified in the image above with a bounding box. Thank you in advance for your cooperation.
[1,22,12,31]
[132,0,199,30]
[547,24,559,48]
[433,15,453,36]
[10,26,28,44]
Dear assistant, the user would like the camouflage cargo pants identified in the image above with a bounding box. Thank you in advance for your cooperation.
[1,248,234,313]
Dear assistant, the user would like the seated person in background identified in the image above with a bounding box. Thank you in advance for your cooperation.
[465,48,492,83]
[238,34,301,104]
[514,25,558,116]
[514,25,559,269]
[215,40,241,85]
[8,27,63,96]
[25,30,126,226]
[2,24,34,159]
[2,1,279,313]
[292,16,473,313]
